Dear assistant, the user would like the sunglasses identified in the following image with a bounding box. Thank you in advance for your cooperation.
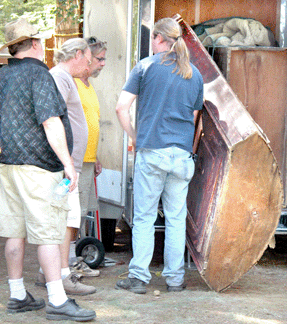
[87,36,107,48]
[87,36,99,44]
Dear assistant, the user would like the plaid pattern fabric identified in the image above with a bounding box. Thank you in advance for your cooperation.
[0,58,73,172]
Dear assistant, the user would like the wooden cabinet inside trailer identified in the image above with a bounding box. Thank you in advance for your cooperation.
[210,47,287,206]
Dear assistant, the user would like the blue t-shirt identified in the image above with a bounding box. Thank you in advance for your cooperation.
[123,52,203,152]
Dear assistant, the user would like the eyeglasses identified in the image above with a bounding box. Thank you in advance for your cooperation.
[84,54,92,66]
[94,57,106,62]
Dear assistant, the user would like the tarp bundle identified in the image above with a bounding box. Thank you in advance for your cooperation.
[192,17,277,47]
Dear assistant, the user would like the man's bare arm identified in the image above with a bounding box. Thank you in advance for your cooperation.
[116,90,137,148]
[42,116,77,191]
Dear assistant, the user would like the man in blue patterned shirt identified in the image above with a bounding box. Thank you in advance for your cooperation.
[0,18,96,321]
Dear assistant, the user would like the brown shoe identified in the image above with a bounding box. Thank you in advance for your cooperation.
[70,257,100,277]
[63,273,97,296]
[35,272,83,288]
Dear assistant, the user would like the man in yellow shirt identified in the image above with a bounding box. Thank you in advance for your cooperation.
[72,37,107,273]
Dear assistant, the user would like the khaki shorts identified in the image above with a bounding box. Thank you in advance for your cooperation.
[66,173,81,229]
[78,163,98,217]
[0,164,69,245]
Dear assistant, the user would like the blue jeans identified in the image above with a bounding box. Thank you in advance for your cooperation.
[129,147,195,286]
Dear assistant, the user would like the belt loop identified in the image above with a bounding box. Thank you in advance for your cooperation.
[189,153,198,162]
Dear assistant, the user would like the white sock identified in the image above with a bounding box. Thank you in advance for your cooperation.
[8,278,26,300]
[40,267,71,280]
[61,267,71,280]
[46,279,68,306]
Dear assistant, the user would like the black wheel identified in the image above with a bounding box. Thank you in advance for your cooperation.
[75,237,105,269]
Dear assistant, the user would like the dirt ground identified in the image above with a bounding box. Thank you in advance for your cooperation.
[1,222,287,324]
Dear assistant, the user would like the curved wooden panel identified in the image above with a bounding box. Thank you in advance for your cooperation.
[204,133,282,291]
[174,14,284,291]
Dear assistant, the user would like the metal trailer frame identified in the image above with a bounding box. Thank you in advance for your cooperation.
[83,0,158,232]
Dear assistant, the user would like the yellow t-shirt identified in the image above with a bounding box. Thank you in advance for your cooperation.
[75,78,100,162]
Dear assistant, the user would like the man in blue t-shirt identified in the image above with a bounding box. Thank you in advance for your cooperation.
[115,18,203,294]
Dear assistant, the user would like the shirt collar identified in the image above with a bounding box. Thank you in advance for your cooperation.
[8,57,49,70]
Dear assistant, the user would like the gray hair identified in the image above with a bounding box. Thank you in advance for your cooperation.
[53,38,89,64]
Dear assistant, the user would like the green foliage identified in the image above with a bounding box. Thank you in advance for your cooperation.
[0,0,56,44]
[0,0,82,45]
[52,0,83,27]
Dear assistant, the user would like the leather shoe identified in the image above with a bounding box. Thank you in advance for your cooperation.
[46,298,96,321]
[7,291,45,313]
[115,277,146,294]
[63,273,97,296]
[167,282,187,292]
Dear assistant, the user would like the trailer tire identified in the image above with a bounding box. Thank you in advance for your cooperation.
[76,237,105,269]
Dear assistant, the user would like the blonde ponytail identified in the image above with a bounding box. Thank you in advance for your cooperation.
[153,18,192,79]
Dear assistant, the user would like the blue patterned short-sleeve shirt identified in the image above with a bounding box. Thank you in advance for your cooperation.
[0,57,73,172]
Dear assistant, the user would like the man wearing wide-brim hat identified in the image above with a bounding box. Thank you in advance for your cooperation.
[0,18,49,51]
[0,18,96,321]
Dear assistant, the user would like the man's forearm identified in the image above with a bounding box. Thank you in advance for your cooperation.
[116,109,136,143]
[43,116,73,168]
[115,90,137,146]
[43,116,77,190]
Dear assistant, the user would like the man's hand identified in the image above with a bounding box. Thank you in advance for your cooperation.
[94,160,102,177]
[64,160,78,192]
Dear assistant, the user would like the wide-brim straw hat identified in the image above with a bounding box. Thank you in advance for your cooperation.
[0,18,50,52]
